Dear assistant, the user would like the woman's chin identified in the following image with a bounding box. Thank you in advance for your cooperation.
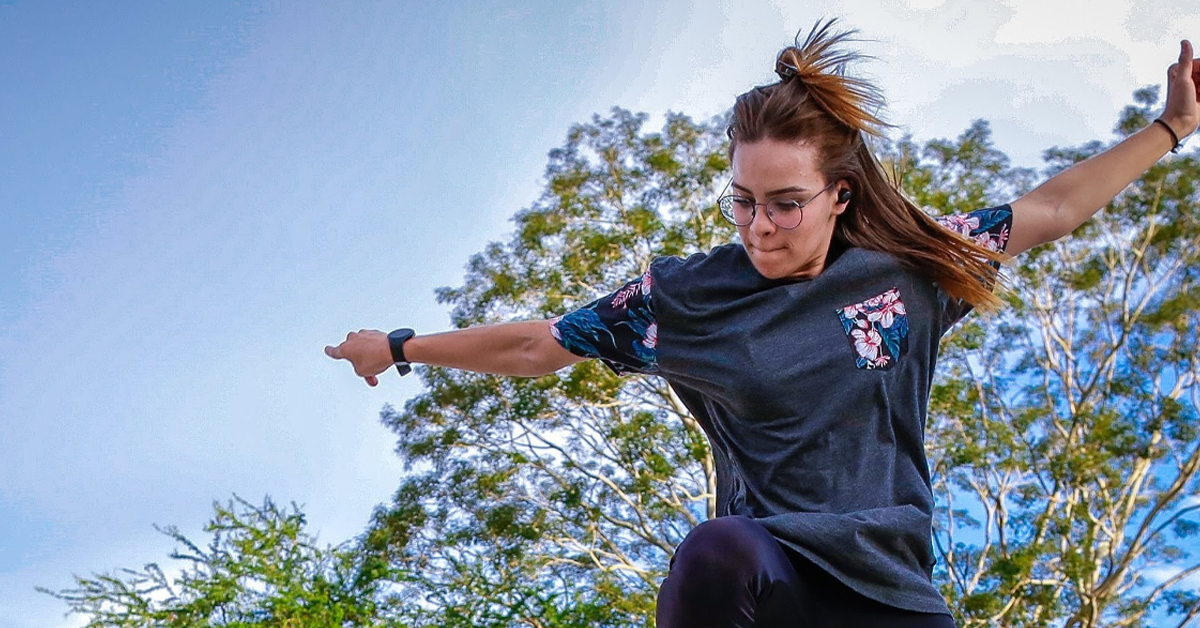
[746,247,815,281]
[747,250,791,279]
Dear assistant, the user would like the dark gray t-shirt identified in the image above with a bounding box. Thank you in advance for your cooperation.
[551,206,1014,614]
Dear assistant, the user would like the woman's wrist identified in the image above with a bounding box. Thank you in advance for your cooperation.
[401,333,427,365]
[1158,113,1197,144]
[1152,120,1180,154]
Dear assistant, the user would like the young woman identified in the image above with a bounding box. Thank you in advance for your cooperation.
[325,21,1199,628]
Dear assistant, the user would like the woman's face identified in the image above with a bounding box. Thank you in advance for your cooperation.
[731,138,848,281]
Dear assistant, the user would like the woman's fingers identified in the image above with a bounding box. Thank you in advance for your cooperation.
[326,331,390,385]
[1175,41,1193,86]
[1186,40,1200,99]
[1162,40,1200,138]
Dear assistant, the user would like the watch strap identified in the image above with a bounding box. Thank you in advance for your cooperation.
[387,328,416,377]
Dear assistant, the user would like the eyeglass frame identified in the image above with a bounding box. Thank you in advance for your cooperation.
[716,178,837,230]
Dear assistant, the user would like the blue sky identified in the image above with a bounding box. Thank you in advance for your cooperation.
[2,1,1199,626]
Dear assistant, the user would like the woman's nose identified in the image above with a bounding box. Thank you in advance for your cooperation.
[750,204,776,236]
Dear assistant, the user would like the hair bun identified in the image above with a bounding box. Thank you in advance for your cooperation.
[770,18,890,138]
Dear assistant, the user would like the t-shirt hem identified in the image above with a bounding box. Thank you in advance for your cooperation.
[774,538,953,616]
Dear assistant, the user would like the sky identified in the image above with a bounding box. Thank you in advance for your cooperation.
[2,1,1199,626]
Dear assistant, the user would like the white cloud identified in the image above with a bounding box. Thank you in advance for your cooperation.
[1140,564,1200,589]
[993,0,1133,46]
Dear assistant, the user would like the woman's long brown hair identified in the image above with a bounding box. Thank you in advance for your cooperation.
[728,18,1009,313]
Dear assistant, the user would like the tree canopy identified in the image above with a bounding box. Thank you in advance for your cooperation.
[45,90,1200,628]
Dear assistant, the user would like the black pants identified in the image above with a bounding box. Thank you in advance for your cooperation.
[655,515,957,628]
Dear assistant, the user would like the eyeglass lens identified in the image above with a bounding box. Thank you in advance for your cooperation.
[720,198,804,229]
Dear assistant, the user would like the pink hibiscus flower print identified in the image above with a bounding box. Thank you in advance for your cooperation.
[643,323,658,349]
[936,213,980,238]
[836,286,910,371]
[866,290,907,329]
[851,326,883,362]
[977,224,1010,251]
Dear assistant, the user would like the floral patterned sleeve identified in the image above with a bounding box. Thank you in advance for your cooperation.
[934,204,1014,327]
[549,270,658,376]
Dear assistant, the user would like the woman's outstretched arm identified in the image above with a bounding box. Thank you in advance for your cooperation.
[1005,39,1200,257]
[324,321,586,387]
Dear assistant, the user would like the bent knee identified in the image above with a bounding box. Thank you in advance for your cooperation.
[671,515,777,572]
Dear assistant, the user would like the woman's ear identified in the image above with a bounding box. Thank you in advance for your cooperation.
[833,179,852,214]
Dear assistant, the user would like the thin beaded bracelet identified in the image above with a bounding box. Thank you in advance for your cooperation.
[1153,118,1182,153]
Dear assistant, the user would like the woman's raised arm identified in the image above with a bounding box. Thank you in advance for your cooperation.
[324,321,586,387]
[326,269,658,387]
[1004,39,1200,257]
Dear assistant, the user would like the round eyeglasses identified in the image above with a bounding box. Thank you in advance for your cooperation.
[717,180,836,230]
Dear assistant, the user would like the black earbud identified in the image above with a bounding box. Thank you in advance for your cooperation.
[837,188,851,204]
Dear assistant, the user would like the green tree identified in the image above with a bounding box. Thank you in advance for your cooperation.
[923,86,1200,628]
[365,94,1200,627]
[50,91,1199,628]
[40,494,385,627]
[361,108,732,627]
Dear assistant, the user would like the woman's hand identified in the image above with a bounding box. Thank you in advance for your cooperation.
[1162,39,1200,140]
[325,329,393,387]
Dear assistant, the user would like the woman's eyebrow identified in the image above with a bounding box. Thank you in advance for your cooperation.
[731,182,811,196]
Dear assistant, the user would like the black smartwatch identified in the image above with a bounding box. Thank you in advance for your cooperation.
[387,328,416,376]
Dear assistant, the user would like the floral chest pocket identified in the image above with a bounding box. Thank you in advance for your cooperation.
[835,286,909,371]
